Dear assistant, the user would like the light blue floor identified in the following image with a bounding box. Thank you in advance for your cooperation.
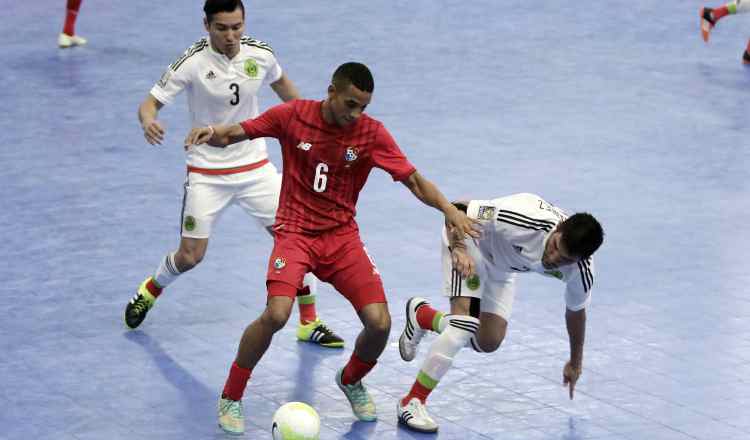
[2,1,750,439]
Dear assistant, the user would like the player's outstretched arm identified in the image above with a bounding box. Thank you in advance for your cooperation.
[401,171,480,239]
[184,124,247,148]
[138,94,165,145]
[563,308,586,399]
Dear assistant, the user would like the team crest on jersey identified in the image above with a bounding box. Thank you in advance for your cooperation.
[344,147,359,162]
[296,141,312,151]
[183,216,196,232]
[157,69,172,88]
[477,205,496,221]
[273,257,286,270]
[244,59,258,78]
[205,70,216,80]
[466,275,480,291]
[545,269,563,280]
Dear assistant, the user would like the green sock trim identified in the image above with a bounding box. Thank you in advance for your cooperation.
[729,4,737,14]
[431,312,444,332]
[297,294,316,305]
[417,371,438,390]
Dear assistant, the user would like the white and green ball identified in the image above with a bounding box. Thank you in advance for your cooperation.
[271,402,320,440]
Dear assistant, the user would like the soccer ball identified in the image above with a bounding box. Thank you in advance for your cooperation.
[271,402,320,440]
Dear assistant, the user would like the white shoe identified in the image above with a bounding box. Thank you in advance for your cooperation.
[218,396,244,435]
[399,297,430,361]
[58,33,87,48]
[397,397,438,433]
[335,368,377,422]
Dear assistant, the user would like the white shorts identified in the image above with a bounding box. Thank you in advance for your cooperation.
[441,230,516,320]
[180,162,281,239]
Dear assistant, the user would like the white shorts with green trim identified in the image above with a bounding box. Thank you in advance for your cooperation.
[441,229,516,320]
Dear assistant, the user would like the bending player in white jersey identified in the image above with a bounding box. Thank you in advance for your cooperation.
[396,193,604,433]
[124,0,343,348]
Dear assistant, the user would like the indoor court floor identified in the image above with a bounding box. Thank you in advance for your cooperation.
[2,1,750,439]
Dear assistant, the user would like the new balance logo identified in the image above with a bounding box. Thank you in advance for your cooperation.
[205,70,216,80]
[296,141,312,151]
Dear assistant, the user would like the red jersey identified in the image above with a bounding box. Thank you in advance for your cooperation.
[240,99,416,234]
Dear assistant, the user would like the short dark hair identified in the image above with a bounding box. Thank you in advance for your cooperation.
[332,62,374,93]
[557,213,604,259]
[204,0,245,23]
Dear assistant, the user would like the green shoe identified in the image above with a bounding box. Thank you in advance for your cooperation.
[124,278,157,329]
[296,318,344,348]
[218,396,244,435]
[336,368,377,422]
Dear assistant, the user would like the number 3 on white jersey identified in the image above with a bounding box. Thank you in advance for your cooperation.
[313,162,328,192]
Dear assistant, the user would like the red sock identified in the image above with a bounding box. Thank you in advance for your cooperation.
[401,380,432,406]
[146,278,163,298]
[745,39,750,53]
[296,286,317,324]
[341,353,376,385]
[222,362,252,401]
[416,303,439,331]
[713,5,729,22]
[63,0,82,36]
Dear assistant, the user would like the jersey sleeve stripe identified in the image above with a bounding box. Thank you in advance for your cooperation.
[497,210,556,227]
[577,259,593,292]
[497,216,553,232]
[169,39,208,72]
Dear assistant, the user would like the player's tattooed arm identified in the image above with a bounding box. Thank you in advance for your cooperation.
[184,124,247,148]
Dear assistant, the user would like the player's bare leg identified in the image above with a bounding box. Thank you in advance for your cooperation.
[218,295,294,434]
[125,237,208,329]
[336,302,390,421]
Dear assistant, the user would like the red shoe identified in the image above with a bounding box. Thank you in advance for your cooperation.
[742,50,750,65]
[700,7,715,43]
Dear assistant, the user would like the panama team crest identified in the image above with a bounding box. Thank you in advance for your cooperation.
[273,257,286,270]
[344,147,358,162]
[244,59,258,78]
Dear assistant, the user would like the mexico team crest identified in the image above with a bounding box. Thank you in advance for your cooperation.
[273,257,286,270]
[183,215,196,232]
[244,59,258,78]
[345,146,358,162]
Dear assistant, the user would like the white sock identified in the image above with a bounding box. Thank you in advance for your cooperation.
[302,272,318,295]
[420,315,479,383]
[153,252,181,288]
[734,1,750,13]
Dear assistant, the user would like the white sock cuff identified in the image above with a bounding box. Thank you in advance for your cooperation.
[153,251,180,288]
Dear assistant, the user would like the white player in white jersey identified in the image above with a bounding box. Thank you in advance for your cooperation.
[396,193,604,433]
[124,0,343,349]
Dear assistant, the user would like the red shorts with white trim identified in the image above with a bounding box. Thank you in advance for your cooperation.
[266,226,386,311]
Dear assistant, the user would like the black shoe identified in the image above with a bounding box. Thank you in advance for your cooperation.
[125,278,156,329]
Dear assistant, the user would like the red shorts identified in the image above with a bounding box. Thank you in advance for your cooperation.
[266,226,386,311]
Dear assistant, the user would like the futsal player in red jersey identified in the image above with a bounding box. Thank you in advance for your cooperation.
[185,62,479,434]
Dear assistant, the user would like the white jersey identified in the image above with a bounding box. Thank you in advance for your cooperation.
[463,193,594,311]
[150,36,283,169]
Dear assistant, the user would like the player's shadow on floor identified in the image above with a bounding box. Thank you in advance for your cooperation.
[124,331,216,422]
